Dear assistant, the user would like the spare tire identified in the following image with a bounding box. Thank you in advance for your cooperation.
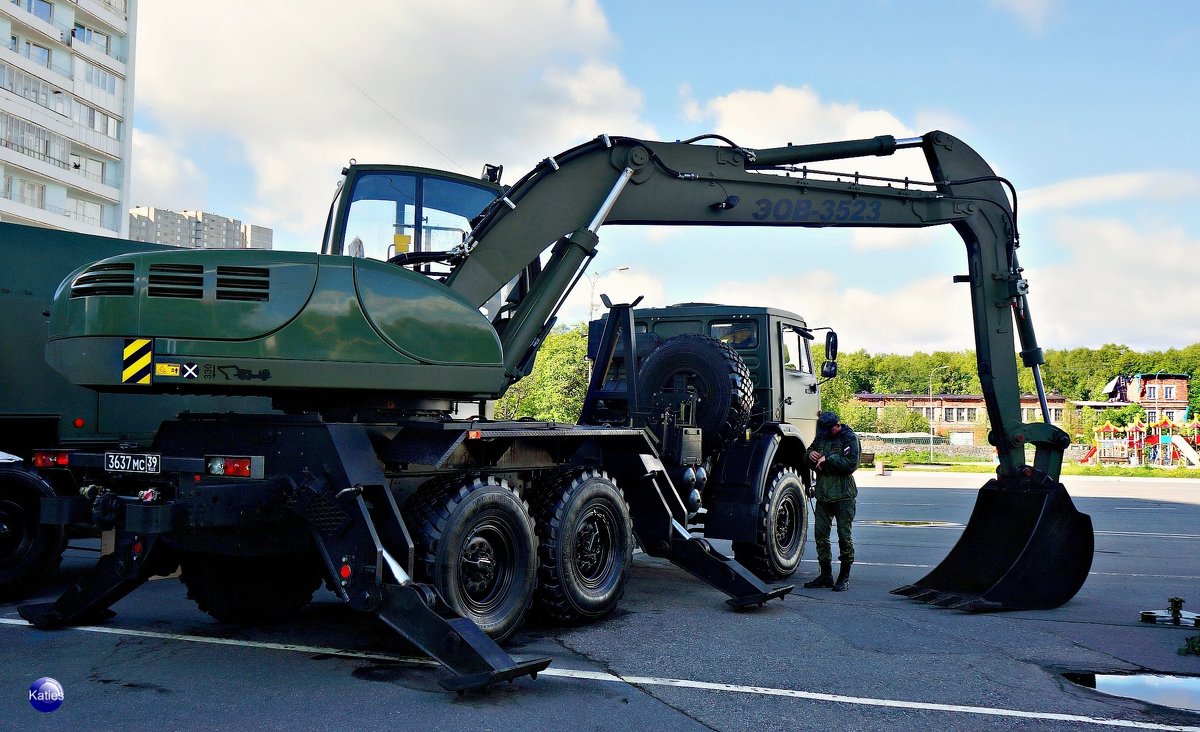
[637,334,754,452]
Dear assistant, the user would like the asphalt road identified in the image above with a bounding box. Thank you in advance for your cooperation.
[2,471,1199,731]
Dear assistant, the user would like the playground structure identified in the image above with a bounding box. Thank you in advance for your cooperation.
[1085,417,1200,467]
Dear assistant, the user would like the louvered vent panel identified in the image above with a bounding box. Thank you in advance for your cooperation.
[147,262,204,299]
[69,261,134,298]
[216,265,269,302]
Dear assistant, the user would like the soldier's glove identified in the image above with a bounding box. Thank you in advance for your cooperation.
[805,484,815,498]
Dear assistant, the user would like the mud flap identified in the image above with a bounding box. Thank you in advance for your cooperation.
[375,584,551,691]
[891,476,1093,611]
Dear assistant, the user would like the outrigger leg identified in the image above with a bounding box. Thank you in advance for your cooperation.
[20,531,172,627]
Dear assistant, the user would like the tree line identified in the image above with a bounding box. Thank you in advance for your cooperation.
[495,324,1200,440]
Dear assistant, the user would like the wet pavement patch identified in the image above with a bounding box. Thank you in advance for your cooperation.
[1064,672,1200,713]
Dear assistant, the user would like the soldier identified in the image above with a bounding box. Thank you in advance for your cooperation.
[803,410,860,592]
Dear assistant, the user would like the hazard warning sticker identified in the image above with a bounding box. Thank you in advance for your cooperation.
[122,338,153,384]
[155,363,180,378]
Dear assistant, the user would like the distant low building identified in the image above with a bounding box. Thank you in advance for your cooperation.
[853,391,1069,446]
[128,206,272,249]
[1075,372,1189,424]
[854,372,1192,446]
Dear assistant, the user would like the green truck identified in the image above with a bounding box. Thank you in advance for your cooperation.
[8,130,1093,690]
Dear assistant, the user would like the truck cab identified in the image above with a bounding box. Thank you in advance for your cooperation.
[587,302,827,445]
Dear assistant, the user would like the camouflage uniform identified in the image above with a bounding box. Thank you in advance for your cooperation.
[809,424,860,564]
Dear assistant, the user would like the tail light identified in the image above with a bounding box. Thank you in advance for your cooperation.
[32,450,71,468]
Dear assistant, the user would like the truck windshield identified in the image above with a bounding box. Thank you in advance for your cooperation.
[336,171,497,261]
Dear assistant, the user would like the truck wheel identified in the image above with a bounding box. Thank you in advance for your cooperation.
[637,334,754,453]
[733,465,807,581]
[0,467,65,599]
[406,477,537,643]
[179,551,322,625]
[530,470,632,623]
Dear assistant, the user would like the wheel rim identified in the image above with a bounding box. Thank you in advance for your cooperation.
[0,497,34,570]
[458,515,517,615]
[574,503,617,589]
[774,493,801,554]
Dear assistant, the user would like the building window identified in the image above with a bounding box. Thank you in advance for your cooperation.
[84,62,117,95]
[17,179,45,208]
[1146,385,1157,400]
[1052,408,1063,424]
[967,408,977,422]
[1164,386,1176,400]
[1146,409,1157,422]
[944,408,955,422]
[1164,410,1176,422]
[25,41,50,68]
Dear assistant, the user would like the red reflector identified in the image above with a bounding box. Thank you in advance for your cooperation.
[223,458,252,478]
[32,451,69,468]
[467,430,482,440]
[132,542,143,555]
[339,564,352,579]
[72,417,86,429]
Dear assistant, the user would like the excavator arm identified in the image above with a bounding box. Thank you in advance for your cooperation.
[446,130,1093,612]
[447,131,1063,482]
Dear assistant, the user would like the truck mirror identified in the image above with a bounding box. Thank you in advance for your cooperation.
[821,361,838,379]
[825,331,838,361]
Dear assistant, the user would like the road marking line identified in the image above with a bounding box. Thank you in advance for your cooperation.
[799,559,1200,579]
[1097,531,1200,539]
[1,618,1195,730]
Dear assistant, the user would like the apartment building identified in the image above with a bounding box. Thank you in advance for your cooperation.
[0,0,136,237]
[129,206,273,250]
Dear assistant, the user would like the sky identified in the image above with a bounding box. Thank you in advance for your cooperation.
[129,0,1200,356]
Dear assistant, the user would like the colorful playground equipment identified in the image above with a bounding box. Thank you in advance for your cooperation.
[1086,417,1200,467]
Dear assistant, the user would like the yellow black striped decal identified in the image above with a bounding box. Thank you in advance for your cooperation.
[122,338,153,384]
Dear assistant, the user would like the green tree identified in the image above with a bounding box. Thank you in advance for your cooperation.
[494,324,591,422]
[876,403,929,433]
[838,399,878,433]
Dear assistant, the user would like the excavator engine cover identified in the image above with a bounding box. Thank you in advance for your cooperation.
[891,476,1093,611]
[44,250,508,400]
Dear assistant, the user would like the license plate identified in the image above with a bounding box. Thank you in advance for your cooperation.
[104,452,161,474]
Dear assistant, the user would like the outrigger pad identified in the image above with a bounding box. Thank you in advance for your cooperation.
[891,476,1093,612]
[375,584,552,691]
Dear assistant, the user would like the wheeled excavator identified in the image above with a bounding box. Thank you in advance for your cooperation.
[19,130,1093,690]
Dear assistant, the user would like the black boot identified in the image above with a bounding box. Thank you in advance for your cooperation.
[832,561,852,592]
[804,560,834,589]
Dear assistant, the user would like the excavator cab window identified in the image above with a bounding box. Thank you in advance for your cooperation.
[328,169,498,268]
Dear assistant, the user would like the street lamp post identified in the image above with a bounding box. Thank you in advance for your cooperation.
[587,266,629,320]
[929,365,950,462]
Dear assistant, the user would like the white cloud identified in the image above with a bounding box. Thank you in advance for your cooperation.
[1026,217,1200,349]
[129,129,206,210]
[697,271,974,354]
[134,0,650,245]
[557,268,665,325]
[1023,172,1200,213]
[989,0,1059,33]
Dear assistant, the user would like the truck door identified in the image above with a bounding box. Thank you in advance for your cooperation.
[780,323,819,445]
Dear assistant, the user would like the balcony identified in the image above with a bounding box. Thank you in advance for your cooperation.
[0,187,118,234]
[70,0,129,35]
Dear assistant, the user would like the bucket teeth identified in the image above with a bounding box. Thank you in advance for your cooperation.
[890,584,920,597]
[932,594,964,607]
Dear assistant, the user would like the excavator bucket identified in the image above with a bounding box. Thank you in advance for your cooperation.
[891,477,1093,611]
